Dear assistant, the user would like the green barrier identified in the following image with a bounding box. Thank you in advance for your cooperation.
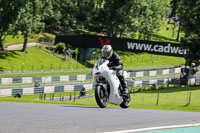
[12,89,23,96]
[130,72,136,77]
[92,84,96,90]
[74,85,83,91]
[33,77,42,82]
[34,87,44,94]
[69,75,77,81]
[12,77,22,84]
[195,78,200,84]
[55,86,64,92]
[157,80,164,85]
[86,74,93,80]
[142,81,149,86]
[169,68,175,73]
[52,76,60,82]
[156,70,163,75]
[144,71,150,76]
[127,80,134,87]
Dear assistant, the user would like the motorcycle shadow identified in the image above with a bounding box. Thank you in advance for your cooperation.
[62,105,117,109]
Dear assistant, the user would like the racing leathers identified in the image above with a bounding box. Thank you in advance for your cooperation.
[105,53,128,94]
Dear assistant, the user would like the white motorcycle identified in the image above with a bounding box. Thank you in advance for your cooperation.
[92,58,131,108]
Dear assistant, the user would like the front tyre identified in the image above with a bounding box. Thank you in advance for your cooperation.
[95,85,108,108]
[120,93,131,108]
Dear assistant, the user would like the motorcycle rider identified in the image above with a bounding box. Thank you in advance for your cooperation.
[101,45,129,95]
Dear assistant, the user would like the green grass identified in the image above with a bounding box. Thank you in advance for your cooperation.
[4,35,36,47]
[0,46,86,72]
[4,33,55,46]
[152,23,183,43]
[131,88,200,112]
[117,52,185,67]
[0,46,185,77]
[1,86,200,112]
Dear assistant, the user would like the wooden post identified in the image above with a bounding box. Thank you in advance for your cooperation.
[156,91,160,105]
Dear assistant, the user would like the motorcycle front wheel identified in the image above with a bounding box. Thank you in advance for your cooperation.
[120,92,131,108]
[95,85,108,108]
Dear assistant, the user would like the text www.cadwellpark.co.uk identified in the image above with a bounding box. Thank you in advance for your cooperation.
[127,42,188,55]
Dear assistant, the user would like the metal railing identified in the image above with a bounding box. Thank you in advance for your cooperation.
[0,65,178,76]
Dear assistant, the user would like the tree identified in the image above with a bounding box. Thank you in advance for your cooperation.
[13,0,44,52]
[89,0,134,37]
[133,0,170,40]
[41,0,62,33]
[177,0,200,66]
[0,0,26,50]
[169,0,180,40]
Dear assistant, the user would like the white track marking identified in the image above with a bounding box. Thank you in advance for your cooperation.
[100,123,200,133]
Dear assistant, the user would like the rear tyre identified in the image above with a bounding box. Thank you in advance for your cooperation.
[120,92,131,108]
[95,85,108,108]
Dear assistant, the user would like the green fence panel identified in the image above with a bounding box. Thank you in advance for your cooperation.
[169,68,175,73]
[12,89,23,96]
[142,81,149,86]
[195,78,200,84]
[33,77,42,82]
[79,48,94,60]
[13,77,22,84]
[69,75,77,81]
[55,86,64,92]
[74,85,83,91]
[157,80,164,85]
[127,80,134,87]
[52,76,60,82]
[130,72,136,77]
[144,71,150,76]
[34,87,44,94]
[92,84,96,90]
[86,74,93,80]
[156,70,163,75]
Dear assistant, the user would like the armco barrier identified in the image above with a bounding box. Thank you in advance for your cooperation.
[0,67,182,85]
[1,77,199,97]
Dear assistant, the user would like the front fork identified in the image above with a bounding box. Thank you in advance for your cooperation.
[96,83,109,98]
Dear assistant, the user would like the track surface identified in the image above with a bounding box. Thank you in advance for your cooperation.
[0,102,200,133]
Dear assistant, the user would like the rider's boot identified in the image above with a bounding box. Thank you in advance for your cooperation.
[121,82,129,96]
[117,70,129,96]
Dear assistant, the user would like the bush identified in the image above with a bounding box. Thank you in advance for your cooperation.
[56,43,66,54]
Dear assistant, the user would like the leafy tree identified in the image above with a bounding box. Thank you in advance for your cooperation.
[0,0,26,50]
[178,0,200,66]
[58,0,101,34]
[85,0,169,39]
[41,0,62,33]
[169,0,180,40]
[133,0,170,40]
[12,0,44,52]
[89,0,134,37]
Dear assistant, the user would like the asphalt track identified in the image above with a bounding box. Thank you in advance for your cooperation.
[0,102,200,133]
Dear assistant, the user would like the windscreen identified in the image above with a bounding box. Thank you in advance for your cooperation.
[96,58,107,66]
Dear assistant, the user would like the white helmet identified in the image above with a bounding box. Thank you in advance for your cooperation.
[102,45,113,59]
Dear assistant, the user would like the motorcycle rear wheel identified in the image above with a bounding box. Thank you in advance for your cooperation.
[120,93,131,108]
[95,85,108,108]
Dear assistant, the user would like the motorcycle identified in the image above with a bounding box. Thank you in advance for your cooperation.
[92,58,131,108]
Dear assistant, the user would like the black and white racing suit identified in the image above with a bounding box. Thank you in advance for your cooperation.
[105,53,127,92]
